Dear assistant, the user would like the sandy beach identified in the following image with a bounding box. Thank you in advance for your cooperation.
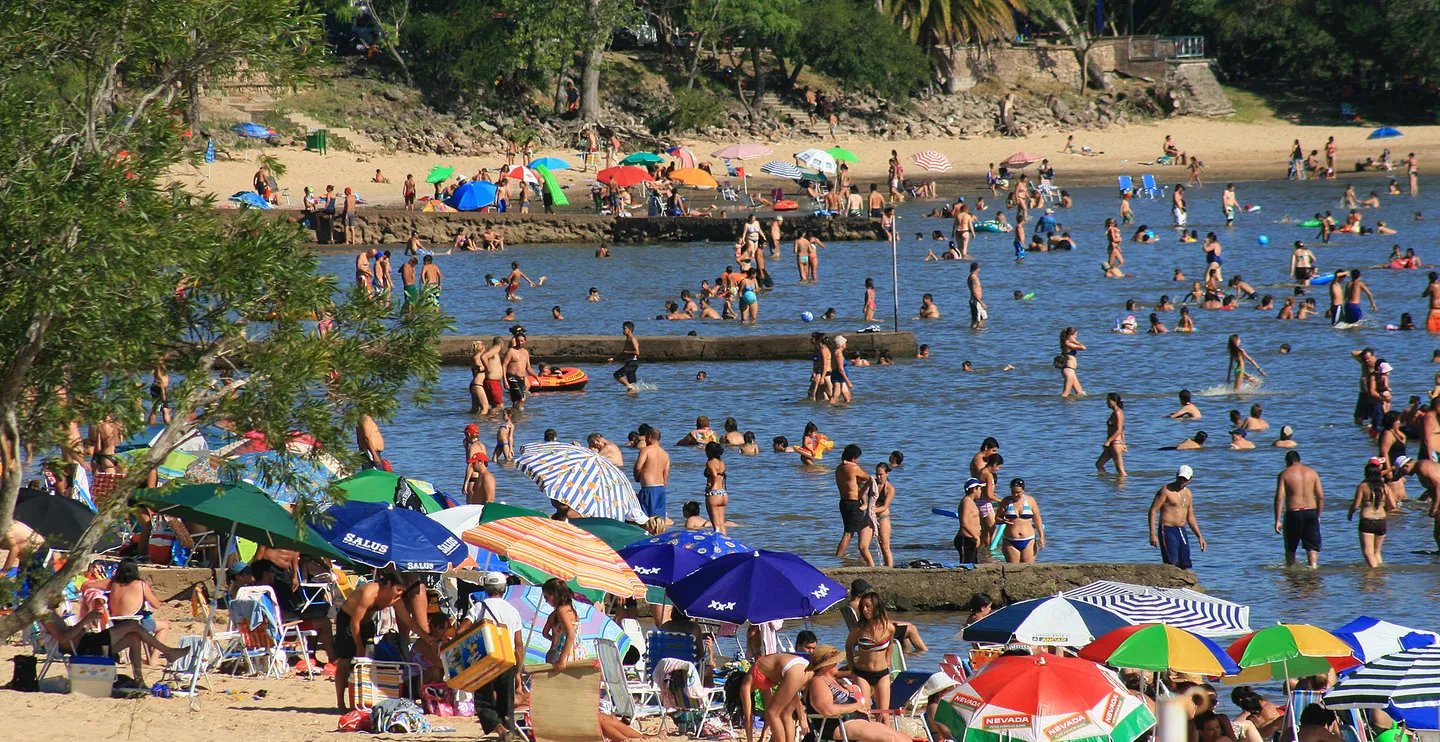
[171,119,1440,210]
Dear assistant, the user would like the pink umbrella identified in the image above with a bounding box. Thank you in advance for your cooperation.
[668,147,696,169]
[503,165,542,185]
[1002,151,1045,168]
[911,150,952,172]
[711,143,773,160]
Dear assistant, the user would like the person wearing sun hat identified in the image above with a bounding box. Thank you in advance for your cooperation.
[805,645,911,742]
[920,672,963,741]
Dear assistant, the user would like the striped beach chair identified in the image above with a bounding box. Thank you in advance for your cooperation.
[349,658,421,710]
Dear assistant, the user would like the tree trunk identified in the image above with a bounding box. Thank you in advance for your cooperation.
[578,0,604,122]
[553,65,569,115]
[748,42,765,100]
[684,32,705,89]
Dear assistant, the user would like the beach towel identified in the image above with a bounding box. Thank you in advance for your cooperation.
[652,657,703,707]
[371,698,430,734]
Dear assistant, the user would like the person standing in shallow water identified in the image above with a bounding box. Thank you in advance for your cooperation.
[834,444,874,565]
[1096,392,1127,477]
[1149,465,1207,569]
[1275,450,1325,568]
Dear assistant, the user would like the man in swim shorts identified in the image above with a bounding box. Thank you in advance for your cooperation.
[1340,270,1377,324]
[1148,465,1207,570]
[954,478,984,563]
[613,321,640,392]
[1424,271,1440,333]
[633,426,670,522]
[501,328,531,411]
[834,444,874,564]
[1275,450,1324,568]
[1172,185,1188,227]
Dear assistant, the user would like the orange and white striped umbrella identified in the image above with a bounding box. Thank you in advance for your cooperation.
[462,516,647,598]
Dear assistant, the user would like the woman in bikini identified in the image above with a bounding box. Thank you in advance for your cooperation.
[862,278,877,322]
[703,442,729,536]
[806,231,825,282]
[806,645,910,742]
[869,463,895,567]
[494,408,516,462]
[1058,327,1087,397]
[741,652,813,742]
[795,234,812,282]
[1226,334,1266,392]
[1349,462,1395,568]
[997,477,1045,563]
[845,592,896,712]
[541,578,581,670]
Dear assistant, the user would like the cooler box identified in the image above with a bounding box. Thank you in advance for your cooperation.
[440,620,516,691]
[69,656,117,698]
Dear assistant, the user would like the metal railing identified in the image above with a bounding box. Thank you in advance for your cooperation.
[1127,35,1206,60]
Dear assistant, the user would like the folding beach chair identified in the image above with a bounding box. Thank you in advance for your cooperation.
[1037,178,1061,204]
[350,657,422,710]
[230,586,317,678]
[888,671,937,742]
[1139,174,1164,199]
[1117,175,1134,196]
[655,657,730,739]
[720,182,739,201]
[597,638,664,732]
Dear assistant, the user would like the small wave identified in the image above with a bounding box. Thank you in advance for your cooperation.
[1192,381,1280,397]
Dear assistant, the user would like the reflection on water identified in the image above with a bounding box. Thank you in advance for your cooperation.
[321,175,1440,637]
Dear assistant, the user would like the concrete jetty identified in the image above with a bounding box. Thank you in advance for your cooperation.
[823,564,1199,611]
[436,332,919,365]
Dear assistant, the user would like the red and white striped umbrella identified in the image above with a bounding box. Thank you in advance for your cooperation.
[912,150,952,172]
[504,165,542,185]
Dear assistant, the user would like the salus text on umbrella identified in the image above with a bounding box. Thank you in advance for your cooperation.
[437,537,462,555]
[343,534,389,555]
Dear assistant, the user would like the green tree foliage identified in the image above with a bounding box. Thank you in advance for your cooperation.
[647,87,727,134]
[882,0,1023,89]
[783,0,931,99]
[0,0,448,640]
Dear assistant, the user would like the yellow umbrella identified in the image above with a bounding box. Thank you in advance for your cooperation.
[668,168,718,189]
[462,516,647,598]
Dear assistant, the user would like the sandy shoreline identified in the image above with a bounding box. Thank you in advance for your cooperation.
[171,119,1440,211]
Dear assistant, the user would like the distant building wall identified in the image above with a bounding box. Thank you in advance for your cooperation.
[944,44,1083,91]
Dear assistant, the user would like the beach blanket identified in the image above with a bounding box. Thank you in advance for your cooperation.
[652,657,704,706]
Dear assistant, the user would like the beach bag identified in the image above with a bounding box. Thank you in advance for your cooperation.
[337,709,371,732]
[371,698,430,734]
[439,601,516,692]
[422,683,456,716]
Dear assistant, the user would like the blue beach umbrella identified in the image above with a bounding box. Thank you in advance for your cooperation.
[666,549,845,624]
[228,191,271,209]
[529,157,572,171]
[311,501,465,572]
[1334,616,1439,664]
[962,595,1132,647]
[1368,127,1404,140]
[447,180,497,211]
[230,122,277,139]
[618,529,749,587]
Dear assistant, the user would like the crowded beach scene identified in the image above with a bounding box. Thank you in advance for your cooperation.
[4,1,1440,741]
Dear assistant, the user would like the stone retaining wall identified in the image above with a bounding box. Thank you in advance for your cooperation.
[436,332,918,365]
[825,563,1199,611]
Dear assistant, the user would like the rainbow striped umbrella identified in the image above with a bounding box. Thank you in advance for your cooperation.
[1227,623,1359,681]
[912,150,953,172]
[503,584,633,665]
[514,442,646,522]
[462,516,647,598]
[1080,624,1240,676]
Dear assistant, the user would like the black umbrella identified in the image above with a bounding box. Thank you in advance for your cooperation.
[14,488,120,551]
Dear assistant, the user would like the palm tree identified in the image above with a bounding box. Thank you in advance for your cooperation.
[884,0,1024,90]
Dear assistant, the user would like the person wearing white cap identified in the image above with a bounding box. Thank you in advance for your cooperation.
[1273,425,1297,448]
[456,572,525,737]
[954,479,985,563]
[1275,450,1324,568]
[1149,465,1206,570]
[1392,456,1440,552]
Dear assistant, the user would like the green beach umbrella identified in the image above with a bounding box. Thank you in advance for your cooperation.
[569,517,649,551]
[620,152,664,166]
[138,481,348,561]
[332,469,444,514]
[425,165,454,184]
[827,147,859,163]
[1226,623,1359,682]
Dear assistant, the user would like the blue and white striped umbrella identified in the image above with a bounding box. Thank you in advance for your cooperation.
[759,161,804,179]
[1334,616,1439,663]
[961,595,1132,647]
[515,442,646,522]
[1326,646,1440,712]
[1063,580,1252,639]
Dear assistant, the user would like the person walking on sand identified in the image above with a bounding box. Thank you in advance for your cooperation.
[834,444,873,565]
[403,173,416,211]
[1227,334,1266,392]
[1149,466,1207,570]
[1096,392,1127,477]
[1275,451,1325,568]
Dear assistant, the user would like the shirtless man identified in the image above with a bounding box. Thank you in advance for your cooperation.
[355,249,376,295]
[1423,272,1440,333]
[833,444,873,564]
[1395,457,1440,550]
[342,187,358,245]
[587,433,624,467]
[503,261,535,301]
[2,520,44,570]
[1242,403,1270,432]
[614,321,641,393]
[1096,392,1128,477]
[1338,270,1378,324]
[1148,466,1207,570]
[633,426,671,525]
[502,331,533,411]
[952,205,976,258]
[88,416,125,473]
[1275,451,1324,567]
[403,173,416,211]
[967,262,986,329]
[357,414,385,467]
[1175,431,1208,450]
[955,479,985,563]
[1221,183,1239,227]
[419,255,442,300]
[462,425,496,504]
[919,294,940,319]
[768,217,784,258]
[1326,270,1352,324]
[334,572,414,708]
[399,257,419,308]
[1172,185,1188,228]
[1167,389,1202,419]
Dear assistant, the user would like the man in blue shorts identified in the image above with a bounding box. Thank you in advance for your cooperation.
[1148,465,1207,570]
[633,426,670,523]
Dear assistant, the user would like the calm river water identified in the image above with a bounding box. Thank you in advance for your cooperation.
[320,173,1440,643]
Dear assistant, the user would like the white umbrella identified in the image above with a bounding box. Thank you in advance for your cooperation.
[795,148,837,174]
[429,504,487,534]
[911,150,953,172]
[961,595,1132,647]
[503,165,542,185]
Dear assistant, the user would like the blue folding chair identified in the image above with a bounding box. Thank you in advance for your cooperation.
[1139,174,1165,199]
[1117,175,1134,195]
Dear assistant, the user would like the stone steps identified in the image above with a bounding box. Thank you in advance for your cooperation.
[1166,60,1234,117]
[282,111,385,154]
